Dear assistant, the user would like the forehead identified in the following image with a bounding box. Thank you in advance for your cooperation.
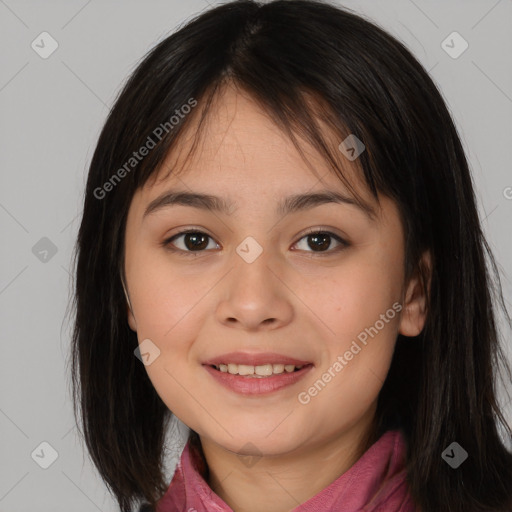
[135,85,378,217]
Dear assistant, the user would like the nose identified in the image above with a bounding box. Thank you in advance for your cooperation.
[214,250,294,332]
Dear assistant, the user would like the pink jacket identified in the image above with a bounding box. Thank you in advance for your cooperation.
[156,428,417,511]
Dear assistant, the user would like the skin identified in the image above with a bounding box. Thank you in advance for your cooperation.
[123,83,430,512]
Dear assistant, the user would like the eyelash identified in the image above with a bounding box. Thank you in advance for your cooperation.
[161,227,349,257]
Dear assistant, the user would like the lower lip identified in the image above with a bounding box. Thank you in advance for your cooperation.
[203,364,314,395]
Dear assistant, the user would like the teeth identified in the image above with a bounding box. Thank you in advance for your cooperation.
[273,364,285,374]
[238,364,254,376]
[214,363,305,376]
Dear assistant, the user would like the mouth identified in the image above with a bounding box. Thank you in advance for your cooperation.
[202,354,314,395]
[207,362,313,378]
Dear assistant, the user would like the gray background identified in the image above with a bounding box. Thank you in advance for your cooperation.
[1,0,511,511]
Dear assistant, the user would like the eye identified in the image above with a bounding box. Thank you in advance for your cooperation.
[293,229,349,255]
[162,230,219,256]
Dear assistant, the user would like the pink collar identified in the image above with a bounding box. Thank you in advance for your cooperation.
[157,429,416,511]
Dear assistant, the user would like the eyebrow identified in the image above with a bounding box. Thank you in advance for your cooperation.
[142,189,377,221]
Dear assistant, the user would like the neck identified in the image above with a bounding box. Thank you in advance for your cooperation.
[196,406,379,512]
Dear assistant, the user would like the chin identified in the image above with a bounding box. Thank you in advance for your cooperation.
[207,424,308,457]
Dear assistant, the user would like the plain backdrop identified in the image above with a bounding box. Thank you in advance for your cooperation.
[1,1,511,511]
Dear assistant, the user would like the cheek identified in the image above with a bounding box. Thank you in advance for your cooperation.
[312,247,403,403]
[128,248,209,338]
[302,293,399,433]
[126,251,209,424]
[320,252,403,344]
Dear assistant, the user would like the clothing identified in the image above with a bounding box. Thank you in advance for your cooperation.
[156,428,416,511]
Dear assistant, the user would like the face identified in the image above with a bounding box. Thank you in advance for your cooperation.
[123,85,427,457]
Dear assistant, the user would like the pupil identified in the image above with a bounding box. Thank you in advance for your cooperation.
[309,233,330,251]
[185,233,208,251]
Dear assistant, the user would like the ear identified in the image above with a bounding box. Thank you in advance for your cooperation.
[398,251,431,337]
[127,302,137,332]
[121,274,137,332]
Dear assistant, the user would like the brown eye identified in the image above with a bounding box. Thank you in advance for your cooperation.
[163,230,218,254]
[293,231,348,254]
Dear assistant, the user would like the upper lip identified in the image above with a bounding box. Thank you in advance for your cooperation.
[202,351,313,367]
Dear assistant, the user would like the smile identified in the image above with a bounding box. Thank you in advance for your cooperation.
[211,363,305,377]
[203,363,314,395]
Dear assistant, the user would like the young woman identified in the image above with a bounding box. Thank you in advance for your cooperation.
[69,1,512,510]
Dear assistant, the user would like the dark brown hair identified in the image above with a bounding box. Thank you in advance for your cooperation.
[68,1,512,510]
